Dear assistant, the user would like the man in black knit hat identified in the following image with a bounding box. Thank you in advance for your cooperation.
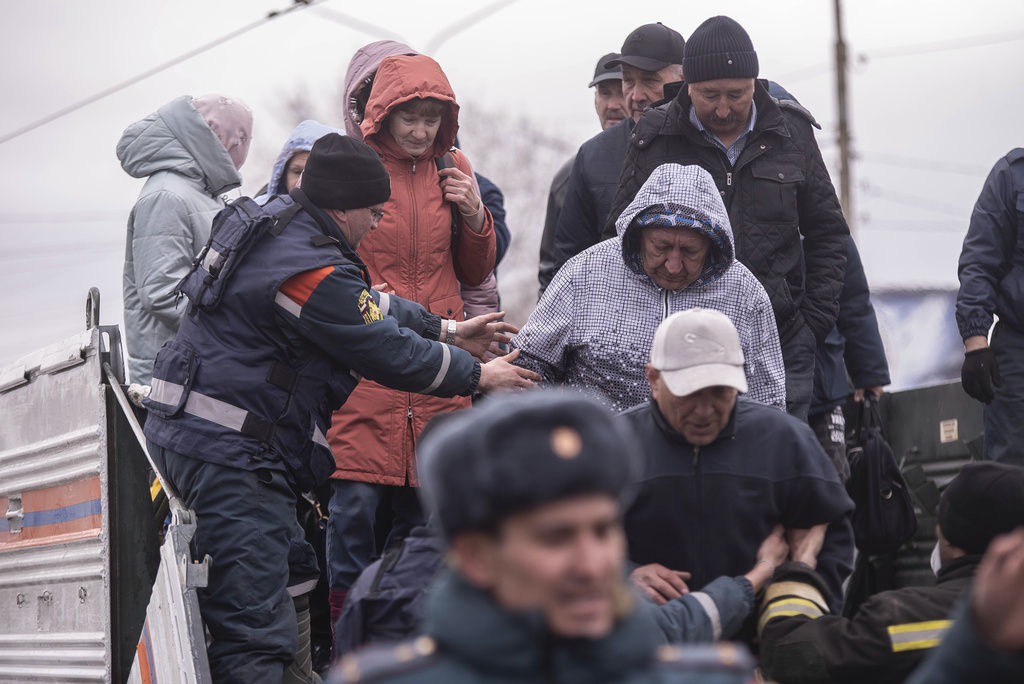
[602,15,850,422]
[756,461,1024,684]
[143,133,539,682]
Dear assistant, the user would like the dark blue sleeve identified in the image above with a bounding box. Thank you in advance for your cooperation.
[836,238,891,388]
[956,153,1020,339]
[281,264,478,397]
[476,173,510,266]
[552,147,602,274]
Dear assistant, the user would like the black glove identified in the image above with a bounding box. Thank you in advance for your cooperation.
[961,347,1003,403]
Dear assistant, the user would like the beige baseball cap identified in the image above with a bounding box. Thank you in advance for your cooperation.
[649,309,747,397]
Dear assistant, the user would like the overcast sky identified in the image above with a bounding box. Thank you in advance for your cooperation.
[1,0,1022,368]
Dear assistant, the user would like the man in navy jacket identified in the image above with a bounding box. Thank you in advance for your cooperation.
[956,148,1024,465]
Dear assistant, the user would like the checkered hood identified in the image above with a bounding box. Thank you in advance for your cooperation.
[615,164,734,287]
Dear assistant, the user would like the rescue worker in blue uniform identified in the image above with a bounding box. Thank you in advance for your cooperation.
[143,133,540,683]
[956,148,1024,466]
[757,461,1024,684]
[332,392,760,683]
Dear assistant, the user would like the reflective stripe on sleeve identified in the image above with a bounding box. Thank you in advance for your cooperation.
[378,292,391,317]
[689,592,722,641]
[887,620,953,652]
[421,342,451,394]
[275,290,303,318]
[758,598,825,636]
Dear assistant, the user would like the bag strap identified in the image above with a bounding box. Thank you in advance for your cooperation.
[434,151,459,247]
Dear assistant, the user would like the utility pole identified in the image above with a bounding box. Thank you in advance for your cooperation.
[834,0,854,235]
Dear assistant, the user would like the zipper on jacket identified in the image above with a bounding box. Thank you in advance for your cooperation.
[726,172,732,186]
[411,160,417,174]
[693,444,704,589]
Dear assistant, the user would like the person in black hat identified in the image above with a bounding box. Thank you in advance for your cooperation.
[332,391,765,683]
[537,51,627,295]
[545,24,686,293]
[601,15,850,424]
[757,460,1024,684]
[143,132,540,682]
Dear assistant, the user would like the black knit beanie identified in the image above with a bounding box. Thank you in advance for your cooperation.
[300,133,391,210]
[939,461,1024,555]
[682,16,759,84]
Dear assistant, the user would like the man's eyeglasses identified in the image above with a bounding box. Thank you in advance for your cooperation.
[369,208,385,225]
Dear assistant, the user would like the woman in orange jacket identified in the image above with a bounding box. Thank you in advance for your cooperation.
[325,54,497,623]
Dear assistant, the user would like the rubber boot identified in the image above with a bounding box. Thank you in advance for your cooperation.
[283,593,322,684]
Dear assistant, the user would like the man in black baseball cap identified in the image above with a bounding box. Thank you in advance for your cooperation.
[604,22,686,123]
[333,391,760,683]
[545,23,686,295]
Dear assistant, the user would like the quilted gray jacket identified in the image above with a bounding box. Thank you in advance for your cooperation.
[117,96,241,383]
[601,81,849,345]
[513,163,786,413]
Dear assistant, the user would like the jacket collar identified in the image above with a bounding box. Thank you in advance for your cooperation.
[936,554,982,584]
[289,187,372,287]
[647,396,739,447]
[669,78,790,140]
[423,570,663,682]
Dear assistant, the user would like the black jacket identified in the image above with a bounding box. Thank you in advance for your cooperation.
[601,81,849,345]
[620,398,855,608]
[759,556,980,684]
[811,237,891,415]
[550,117,635,278]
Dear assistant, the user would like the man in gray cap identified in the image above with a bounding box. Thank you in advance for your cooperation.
[538,52,626,295]
[758,460,1024,684]
[603,15,850,422]
[547,23,686,288]
[333,391,762,683]
[143,133,540,683]
[621,309,854,620]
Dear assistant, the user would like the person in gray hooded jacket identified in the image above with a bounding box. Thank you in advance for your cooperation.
[512,163,785,413]
[117,94,252,384]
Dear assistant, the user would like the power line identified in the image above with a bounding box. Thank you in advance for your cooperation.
[866,28,1024,60]
[863,185,968,218]
[860,153,990,177]
[310,6,410,44]
[774,27,1024,84]
[0,0,324,147]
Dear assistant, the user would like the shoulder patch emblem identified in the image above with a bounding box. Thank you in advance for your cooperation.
[358,289,383,324]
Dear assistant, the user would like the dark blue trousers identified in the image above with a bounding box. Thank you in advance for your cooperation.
[782,322,817,422]
[150,442,319,683]
[325,480,424,591]
[985,323,1024,466]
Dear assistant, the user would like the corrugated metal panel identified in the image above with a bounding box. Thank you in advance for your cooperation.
[128,515,211,684]
[0,328,112,683]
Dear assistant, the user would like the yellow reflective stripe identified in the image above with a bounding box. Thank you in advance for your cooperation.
[758,597,825,635]
[150,478,162,501]
[762,581,828,612]
[887,620,953,652]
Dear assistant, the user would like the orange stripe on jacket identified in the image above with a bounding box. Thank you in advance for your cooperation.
[280,266,335,308]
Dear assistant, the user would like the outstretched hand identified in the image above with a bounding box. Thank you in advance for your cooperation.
[787,523,828,569]
[745,524,790,591]
[456,311,518,360]
[476,349,541,394]
[630,564,692,605]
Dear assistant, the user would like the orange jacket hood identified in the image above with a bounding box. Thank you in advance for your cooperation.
[360,54,460,158]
